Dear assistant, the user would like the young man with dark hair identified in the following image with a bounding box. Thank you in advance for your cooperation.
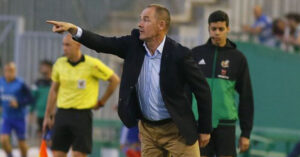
[285,13,300,50]
[30,60,53,136]
[192,10,254,157]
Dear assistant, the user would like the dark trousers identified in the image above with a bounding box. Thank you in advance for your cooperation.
[288,141,300,157]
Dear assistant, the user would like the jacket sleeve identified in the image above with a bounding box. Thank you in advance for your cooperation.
[73,29,132,59]
[235,56,254,138]
[19,83,35,106]
[182,49,212,134]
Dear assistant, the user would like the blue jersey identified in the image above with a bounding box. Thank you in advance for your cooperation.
[120,126,139,145]
[0,77,34,119]
[252,14,272,43]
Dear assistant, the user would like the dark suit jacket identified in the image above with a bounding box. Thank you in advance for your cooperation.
[74,29,212,145]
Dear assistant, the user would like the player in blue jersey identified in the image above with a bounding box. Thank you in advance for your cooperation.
[0,62,34,157]
[120,126,140,157]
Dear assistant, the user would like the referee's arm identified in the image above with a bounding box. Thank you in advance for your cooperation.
[95,73,120,109]
[43,82,60,132]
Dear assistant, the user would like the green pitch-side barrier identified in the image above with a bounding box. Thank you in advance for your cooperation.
[236,41,300,131]
[237,127,300,157]
[235,42,300,156]
[89,119,123,157]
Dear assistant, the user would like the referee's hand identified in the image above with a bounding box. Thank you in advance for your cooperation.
[94,100,105,110]
[43,116,54,132]
[46,20,78,35]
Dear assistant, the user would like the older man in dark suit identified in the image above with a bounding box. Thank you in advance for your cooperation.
[46,4,212,157]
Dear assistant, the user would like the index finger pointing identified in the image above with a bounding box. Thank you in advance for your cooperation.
[46,20,60,25]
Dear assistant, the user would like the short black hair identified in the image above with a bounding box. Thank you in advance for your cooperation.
[40,60,53,67]
[272,18,284,36]
[286,13,300,23]
[208,10,229,27]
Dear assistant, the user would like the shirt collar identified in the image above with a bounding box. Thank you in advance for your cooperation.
[68,54,85,66]
[143,36,166,56]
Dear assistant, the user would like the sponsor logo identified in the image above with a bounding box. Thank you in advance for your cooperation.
[198,59,206,65]
[221,69,227,75]
[218,74,229,79]
[78,80,86,89]
[218,69,229,79]
[0,95,15,101]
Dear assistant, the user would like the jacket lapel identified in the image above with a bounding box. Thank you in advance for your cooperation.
[160,37,171,74]
[134,40,146,83]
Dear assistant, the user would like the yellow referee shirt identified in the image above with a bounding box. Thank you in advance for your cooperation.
[52,55,114,109]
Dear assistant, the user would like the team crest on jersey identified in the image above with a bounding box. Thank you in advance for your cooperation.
[77,80,86,89]
[221,60,230,68]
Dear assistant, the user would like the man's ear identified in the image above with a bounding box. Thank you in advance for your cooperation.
[159,20,166,31]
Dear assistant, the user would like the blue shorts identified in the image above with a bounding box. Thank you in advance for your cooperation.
[1,118,26,140]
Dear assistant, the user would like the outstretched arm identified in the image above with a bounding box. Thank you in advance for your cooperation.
[46,20,131,58]
[46,20,78,35]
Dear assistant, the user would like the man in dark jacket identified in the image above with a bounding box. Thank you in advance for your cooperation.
[46,4,212,157]
[192,10,254,157]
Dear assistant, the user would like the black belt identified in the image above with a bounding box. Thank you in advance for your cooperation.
[141,117,172,126]
[57,108,91,112]
[219,119,236,123]
[218,119,236,126]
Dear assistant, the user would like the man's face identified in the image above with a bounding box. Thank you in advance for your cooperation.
[39,64,51,78]
[253,7,262,19]
[138,7,160,41]
[209,21,229,46]
[277,20,286,31]
[287,19,296,29]
[4,65,16,82]
[63,35,80,59]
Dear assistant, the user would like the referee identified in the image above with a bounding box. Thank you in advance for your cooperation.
[43,34,120,157]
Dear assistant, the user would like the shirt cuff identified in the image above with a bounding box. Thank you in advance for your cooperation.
[241,129,251,139]
[74,26,83,38]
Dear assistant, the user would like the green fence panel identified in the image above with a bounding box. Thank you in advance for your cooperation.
[236,41,300,130]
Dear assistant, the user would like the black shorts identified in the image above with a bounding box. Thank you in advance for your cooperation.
[51,108,92,154]
[200,121,236,157]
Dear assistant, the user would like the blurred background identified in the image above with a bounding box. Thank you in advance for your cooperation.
[0,0,299,157]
